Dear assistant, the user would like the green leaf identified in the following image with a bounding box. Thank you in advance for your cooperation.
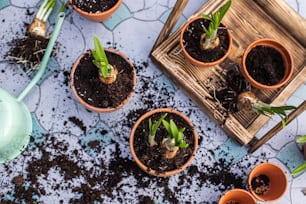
[291,161,306,175]
[93,36,110,78]
[169,120,179,140]
[218,0,232,20]
[297,135,306,143]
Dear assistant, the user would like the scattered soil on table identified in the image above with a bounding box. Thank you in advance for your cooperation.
[72,51,135,109]
[5,33,52,73]
[250,174,270,195]
[246,46,285,86]
[71,0,118,13]
[182,18,230,62]
[1,60,251,204]
[132,111,195,175]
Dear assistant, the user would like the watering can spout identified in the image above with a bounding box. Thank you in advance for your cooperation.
[17,12,66,101]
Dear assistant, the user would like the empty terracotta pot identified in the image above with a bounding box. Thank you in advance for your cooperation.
[248,162,287,202]
[69,0,122,22]
[218,189,256,204]
[241,38,293,90]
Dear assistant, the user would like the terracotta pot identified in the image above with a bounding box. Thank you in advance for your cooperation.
[69,0,122,22]
[241,38,293,90]
[129,108,198,177]
[248,162,287,202]
[70,48,136,112]
[179,16,232,68]
[218,189,256,204]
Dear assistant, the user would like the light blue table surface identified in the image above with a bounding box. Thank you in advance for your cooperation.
[0,0,305,203]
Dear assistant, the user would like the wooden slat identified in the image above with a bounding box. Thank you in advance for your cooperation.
[151,0,189,53]
[151,0,306,145]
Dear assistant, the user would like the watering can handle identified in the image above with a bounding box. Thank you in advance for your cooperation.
[17,12,66,101]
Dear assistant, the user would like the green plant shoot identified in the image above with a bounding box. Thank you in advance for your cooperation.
[238,91,296,128]
[291,134,306,176]
[162,119,188,151]
[92,35,113,78]
[148,113,168,146]
[36,0,56,22]
[201,0,231,49]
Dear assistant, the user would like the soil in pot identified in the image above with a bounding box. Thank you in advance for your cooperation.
[182,18,230,63]
[73,51,134,109]
[250,174,270,195]
[133,112,195,175]
[246,46,285,86]
[71,0,118,13]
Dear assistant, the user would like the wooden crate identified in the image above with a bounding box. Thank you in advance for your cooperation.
[151,0,306,145]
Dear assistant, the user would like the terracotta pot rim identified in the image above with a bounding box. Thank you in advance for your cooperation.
[247,162,288,202]
[69,0,122,22]
[129,108,198,177]
[241,38,293,90]
[70,48,136,112]
[179,16,233,68]
[218,189,256,204]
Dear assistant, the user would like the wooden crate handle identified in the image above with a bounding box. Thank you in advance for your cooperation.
[151,0,189,53]
[248,100,306,153]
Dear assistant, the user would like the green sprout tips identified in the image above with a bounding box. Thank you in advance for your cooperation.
[200,0,231,49]
[92,36,117,84]
[238,91,296,128]
[36,0,56,22]
[161,119,188,158]
[28,0,56,37]
[148,113,168,147]
[291,134,306,176]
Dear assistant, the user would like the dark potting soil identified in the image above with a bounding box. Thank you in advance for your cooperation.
[132,112,195,175]
[5,33,51,72]
[251,174,270,195]
[72,0,118,13]
[182,18,230,62]
[72,51,135,109]
[246,46,285,86]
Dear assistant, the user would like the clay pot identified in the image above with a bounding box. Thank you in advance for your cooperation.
[70,48,136,112]
[218,189,256,204]
[69,0,122,22]
[241,38,293,90]
[248,162,287,202]
[179,16,232,68]
[129,108,198,177]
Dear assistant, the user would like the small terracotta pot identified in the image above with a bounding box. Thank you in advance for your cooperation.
[218,189,256,204]
[179,16,232,68]
[241,38,293,90]
[129,108,198,177]
[248,162,287,202]
[69,0,122,22]
[70,48,136,112]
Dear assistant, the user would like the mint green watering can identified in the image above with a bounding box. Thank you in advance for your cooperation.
[0,13,65,163]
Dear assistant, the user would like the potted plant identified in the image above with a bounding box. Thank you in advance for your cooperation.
[248,162,287,202]
[218,189,256,204]
[241,38,294,89]
[129,108,198,177]
[69,0,122,22]
[70,36,136,112]
[291,134,306,176]
[179,0,232,67]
